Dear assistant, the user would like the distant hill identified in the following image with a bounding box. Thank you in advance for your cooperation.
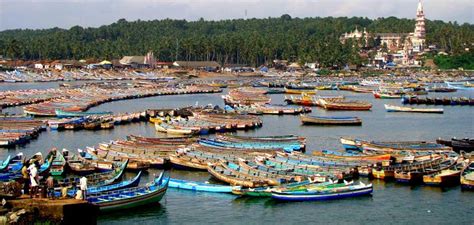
[0,16,472,67]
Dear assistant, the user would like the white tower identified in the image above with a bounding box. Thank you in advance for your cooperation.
[412,0,426,52]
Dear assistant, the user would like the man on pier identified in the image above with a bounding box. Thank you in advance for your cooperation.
[79,176,87,200]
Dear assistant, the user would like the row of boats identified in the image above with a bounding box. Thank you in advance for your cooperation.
[0,133,472,213]
[21,83,221,117]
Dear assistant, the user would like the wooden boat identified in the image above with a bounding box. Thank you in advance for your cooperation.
[373,91,404,99]
[207,161,269,188]
[66,171,143,197]
[55,109,112,118]
[319,99,372,111]
[384,104,443,114]
[284,88,316,95]
[300,115,362,125]
[154,122,196,135]
[423,161,465,186]
[50,150,67,176]
[168,178,233,193]
[57,160,128,187]
[461,161,474,190]
[198,138,303,152]
[216,134,305,143]
[87,171,169,212]
[63,150,97,175]
[394,158,457,184]
[0,155,12,172]
[271,182,373,201]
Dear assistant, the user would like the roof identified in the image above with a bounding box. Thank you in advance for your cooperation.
[120,56,145,65]
[173,61,221,68]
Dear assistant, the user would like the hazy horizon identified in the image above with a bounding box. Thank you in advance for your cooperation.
[0,0,473,31]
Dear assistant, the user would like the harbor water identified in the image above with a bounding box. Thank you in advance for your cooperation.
[0,82,473,224]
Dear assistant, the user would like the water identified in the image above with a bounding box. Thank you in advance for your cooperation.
[1,83,473,224]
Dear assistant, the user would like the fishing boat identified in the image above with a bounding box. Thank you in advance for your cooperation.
[423,161,466,186]
[65,171,143,197]
[284,88,317,95]
[394,158,457,184]
[436,138,474,153]
[168,178,233,193]
[270,182,373,201]
[50,150,67,176]
[0,155,12,172]
[300,115,362,125]
[55,109,112,118]
[87,171,169,212]
[319,99,372,111]
[384,104,443,114]
[373,91,404,99]
[207,161,269,188]
[461,161,474,190]
[154,122,197,135]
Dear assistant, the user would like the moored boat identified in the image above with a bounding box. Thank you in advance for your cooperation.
[168,178,233,193]
[300,115,362,125]
[384,104,443,114]
[87,171,169,212]
[270,182,373,201]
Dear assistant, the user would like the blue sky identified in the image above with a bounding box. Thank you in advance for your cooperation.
[0,0,472,30]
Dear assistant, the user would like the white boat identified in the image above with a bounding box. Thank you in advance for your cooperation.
[384,104,444,114]
[154,122,195,135]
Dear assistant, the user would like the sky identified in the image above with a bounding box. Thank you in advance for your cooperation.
[0,0,472,31]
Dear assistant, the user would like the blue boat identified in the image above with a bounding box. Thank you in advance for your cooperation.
[87,171,170,212]
[169,178,234,193]
[55,109,113,118]
[0,155,12,172]
[198,138,303,152]
[0,156,52,181]
[271,183,373,201]
[63,171,143,197]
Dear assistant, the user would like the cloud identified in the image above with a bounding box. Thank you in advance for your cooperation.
[0,0,472,30]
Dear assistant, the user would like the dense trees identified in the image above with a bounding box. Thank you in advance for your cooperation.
[434,51,474,70]
[0,16,472,67]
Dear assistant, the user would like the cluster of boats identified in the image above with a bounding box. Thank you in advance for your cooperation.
[21,83,222,116]
[47,111,146,131]
[0,116,46,147]
[152,108,263,135]
[340,137,473,187]
[0,69,177,83]
[401,96,474,105]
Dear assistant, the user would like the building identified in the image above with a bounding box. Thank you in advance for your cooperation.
[340,0,426,66]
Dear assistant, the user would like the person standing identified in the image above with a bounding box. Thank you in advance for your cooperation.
[28,163,38,198]
[46,175,55,199]
[21,161,30,195]
[79,176,87,200]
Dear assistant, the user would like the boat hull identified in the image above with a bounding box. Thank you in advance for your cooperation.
[271,186,373,201]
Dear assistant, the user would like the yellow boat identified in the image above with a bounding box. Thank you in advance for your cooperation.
[284,88,317,95]
[149,117,162,124]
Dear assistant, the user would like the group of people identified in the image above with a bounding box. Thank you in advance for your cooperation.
[19,152,88,200]
[20,157,40,198]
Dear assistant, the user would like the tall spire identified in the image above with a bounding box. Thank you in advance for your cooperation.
[417,0,423,14]
[414,0,425,39]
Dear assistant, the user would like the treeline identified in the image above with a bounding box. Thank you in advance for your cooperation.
[0,15,473,67]
[434,51,474,70]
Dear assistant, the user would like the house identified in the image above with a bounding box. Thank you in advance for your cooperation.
[173,61,221,72]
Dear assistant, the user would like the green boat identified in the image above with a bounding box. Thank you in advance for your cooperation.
[87,171,169,213]
[50,150,66,176]
[55,109,112,118]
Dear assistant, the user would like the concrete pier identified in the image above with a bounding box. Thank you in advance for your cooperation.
[8,196,98,224]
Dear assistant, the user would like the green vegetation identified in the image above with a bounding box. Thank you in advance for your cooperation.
[433,51,474,70]
[0,16,472,67]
